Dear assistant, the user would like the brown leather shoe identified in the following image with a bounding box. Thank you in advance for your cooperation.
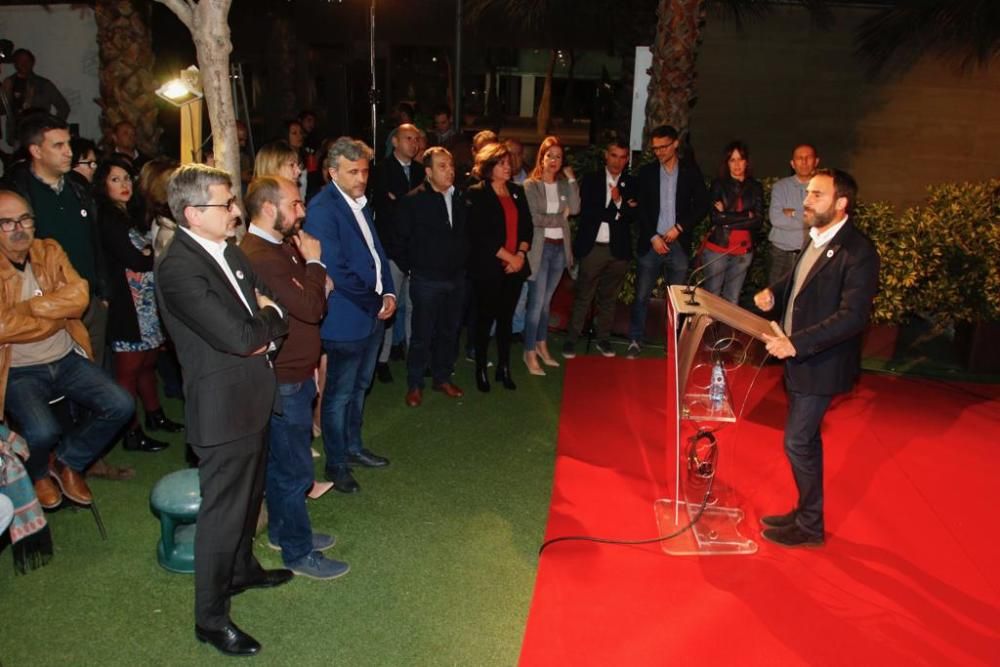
[432,382,464,398]
[34,477,62,509]
[50,460,93,505]
[405,388,422,407]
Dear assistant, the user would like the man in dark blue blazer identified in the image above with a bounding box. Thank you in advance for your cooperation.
[756,168,879,548]
[564,139,635,358]
[304,138,396,494]
[627,125,710,357]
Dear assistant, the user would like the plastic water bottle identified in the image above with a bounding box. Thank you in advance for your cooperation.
[709,361,726,410]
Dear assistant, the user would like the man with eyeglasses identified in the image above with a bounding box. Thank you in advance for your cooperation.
[627,124,710,358]
[0,190,134,510]
[156,164,291,657]
[4,113,111,370]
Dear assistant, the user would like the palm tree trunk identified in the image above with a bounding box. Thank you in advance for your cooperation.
[644,0,707,144]
[95,0,161,155]
[536,49,556,137]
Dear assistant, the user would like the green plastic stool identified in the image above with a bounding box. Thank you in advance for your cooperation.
[149,469,201,574]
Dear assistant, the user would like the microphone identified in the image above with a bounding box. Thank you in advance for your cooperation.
[683,240,749,305]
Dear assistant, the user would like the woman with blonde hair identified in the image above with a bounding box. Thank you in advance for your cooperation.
[522,136,579,375]
[257,138,306,199]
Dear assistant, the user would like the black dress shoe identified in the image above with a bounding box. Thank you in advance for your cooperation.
[122,427,169,453]
[325,467,361,493]
[195,623,261,657]
[375,362,393,383]
[347,448,389,468]
[145,408,184,433]
[495,365,516,390]
[760,509,798,528]
[761,523,825,548]
[475,366,491,393]
[229,568,294,596]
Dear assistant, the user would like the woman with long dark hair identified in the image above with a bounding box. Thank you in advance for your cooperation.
[702,141,764,304]
[522,136,579,375]
[464,142,533,392]
[96,156,178,453]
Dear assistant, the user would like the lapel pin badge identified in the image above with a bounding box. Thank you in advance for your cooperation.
[80,209,88,217]
[236,269,245,279]
[826,249,834,258]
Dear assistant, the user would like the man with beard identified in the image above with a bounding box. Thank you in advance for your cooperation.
[755,168,879,548]
[240,176,348,579]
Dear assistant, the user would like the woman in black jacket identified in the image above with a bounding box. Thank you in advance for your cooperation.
[464,142,533,392]
[702,141,764,304]
[96,157,178,453]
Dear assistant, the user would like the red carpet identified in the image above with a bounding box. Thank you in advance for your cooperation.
[520,357,1000,666]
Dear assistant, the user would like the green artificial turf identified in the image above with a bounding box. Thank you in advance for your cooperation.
[0,351,565,666]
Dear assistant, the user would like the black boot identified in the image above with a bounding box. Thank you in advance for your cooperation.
[145,408,184,433]
[475,366,491,393]
[375,362,393,383]
[496,365,517,390]
[122,427,169,453]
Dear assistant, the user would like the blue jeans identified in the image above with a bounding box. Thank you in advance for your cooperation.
[629,246,689,342]
[5,351,134,479]
[524,242,567,350]
[321,325,383,474]
[784,391,833,537]
[511,283,529,335]
[407,275,464,390]
[266,378,317,564]
[701,249,753,304]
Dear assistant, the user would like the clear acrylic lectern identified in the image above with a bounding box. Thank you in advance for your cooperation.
[654,285,774,556]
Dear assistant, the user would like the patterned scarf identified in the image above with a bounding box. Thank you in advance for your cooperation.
[1,424,53,574]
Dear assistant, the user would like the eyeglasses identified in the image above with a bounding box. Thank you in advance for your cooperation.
[75,160,98,170]
[0,213,35,232]
[192,197,239,212]
[651,141,676,152]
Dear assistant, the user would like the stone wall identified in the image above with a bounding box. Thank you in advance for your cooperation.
[689,4,1000,208]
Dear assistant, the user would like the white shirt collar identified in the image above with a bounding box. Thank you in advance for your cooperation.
[248,223,282,245]
[395,154,411,168]
[180,225,229,255]
[606,168,622,185]
[809,215,848,248]
[333,182,368,212]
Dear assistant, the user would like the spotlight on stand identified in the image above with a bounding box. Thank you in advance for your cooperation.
[155,66,204,165]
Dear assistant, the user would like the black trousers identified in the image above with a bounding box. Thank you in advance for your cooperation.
[472,274,524,369]
[192,431,268,629]
[407,275,464,389]
[783,390,833,537]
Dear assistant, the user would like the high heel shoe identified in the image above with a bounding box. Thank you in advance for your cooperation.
[495,365,517,390]
[122,427,169,453]
[523,351,546,376]
[475,366,491,393]
[536,343,560,368]
[145,408,184,433]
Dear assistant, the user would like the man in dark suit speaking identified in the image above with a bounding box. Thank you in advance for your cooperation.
[755,168,879,548]
[156,164,291,656]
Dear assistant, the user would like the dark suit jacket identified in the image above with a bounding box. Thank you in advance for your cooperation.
[155,229,289,446]
[303,182,396,342]
[635,157,710,257]
[373,154,424,261]
[769,220,880,396]
[574,170,635,261]
[463,181,533,283]
[395,183,469,281]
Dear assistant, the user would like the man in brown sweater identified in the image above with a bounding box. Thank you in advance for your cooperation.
[240,176,348,580]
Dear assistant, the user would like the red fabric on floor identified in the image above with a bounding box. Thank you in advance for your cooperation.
[520,357,1000,666]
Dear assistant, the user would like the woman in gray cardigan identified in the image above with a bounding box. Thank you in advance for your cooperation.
[522,136,581,375]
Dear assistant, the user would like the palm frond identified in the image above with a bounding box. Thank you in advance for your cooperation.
[857,0,1000,72]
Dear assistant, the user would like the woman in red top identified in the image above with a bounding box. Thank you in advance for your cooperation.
[464,142,533,392]
[702,141,764,304]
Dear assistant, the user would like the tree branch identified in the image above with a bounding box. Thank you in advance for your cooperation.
[155,0,194,30]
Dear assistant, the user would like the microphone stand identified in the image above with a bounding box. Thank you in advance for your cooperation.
[683,241,750,306]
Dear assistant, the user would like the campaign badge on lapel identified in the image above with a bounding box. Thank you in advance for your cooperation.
[826,249,835,259]
[236,269,245,280]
